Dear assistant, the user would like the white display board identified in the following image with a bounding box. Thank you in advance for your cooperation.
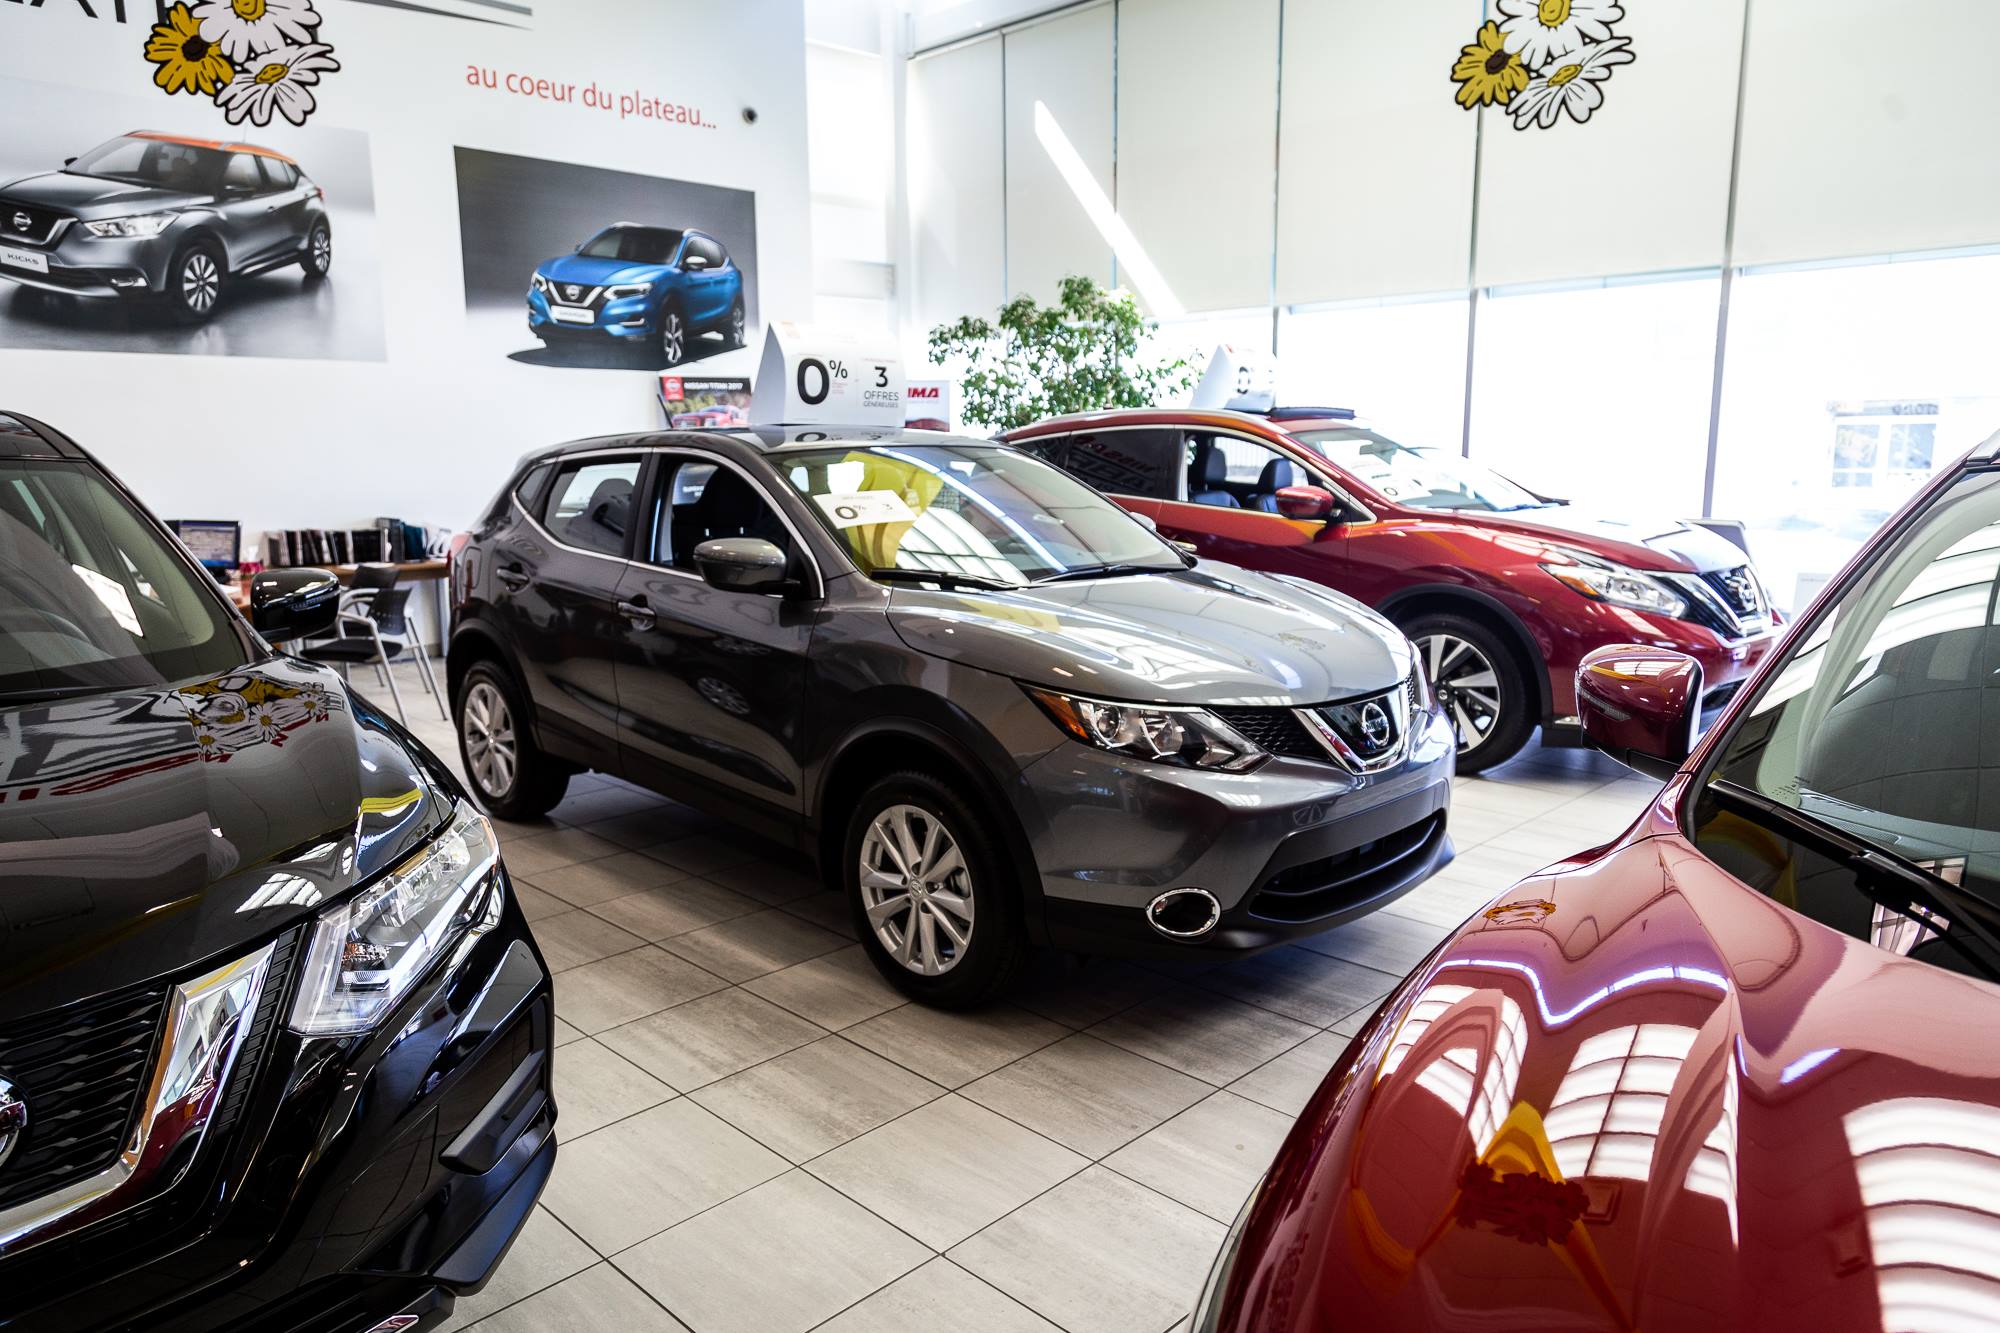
[1189,344,1277,413]
[748,322,906,428]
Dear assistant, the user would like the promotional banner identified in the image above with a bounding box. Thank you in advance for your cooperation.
[748,322,904,428]
[905,379,951,431]
[659,374,750,428]
[1190,343,1278,412]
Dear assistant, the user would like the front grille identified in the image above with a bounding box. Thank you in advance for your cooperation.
[1702,565,1763,618]
[1214,676,1417,767]
[0,986,169,1211]
[1247,813,1447,924]
[0,200,68,247]
[1212,705,1321,761]
[549,282,604,310]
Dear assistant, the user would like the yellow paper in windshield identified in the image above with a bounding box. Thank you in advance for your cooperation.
[829,452,942,568]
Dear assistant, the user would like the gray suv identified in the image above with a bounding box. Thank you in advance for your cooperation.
[0,132,332,323]
[448,426,1457,1005]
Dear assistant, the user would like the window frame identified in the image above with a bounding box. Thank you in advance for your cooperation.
[636,447,824,597]
[531,453,647,561]
[220,152,269,196]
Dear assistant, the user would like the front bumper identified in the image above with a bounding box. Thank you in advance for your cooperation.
[527,287,656,340]
[0,873,557,1333]
[0,227,177,298]
[1027,705,1457,958]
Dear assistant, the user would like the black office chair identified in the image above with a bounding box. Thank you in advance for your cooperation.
[1251,457,1302,512]
[1189,449,1241,508]
[299,563,445,723]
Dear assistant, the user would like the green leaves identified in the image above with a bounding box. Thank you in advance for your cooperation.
[928,276,1196,432]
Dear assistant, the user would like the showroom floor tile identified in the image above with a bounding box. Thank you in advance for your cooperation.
[383,664,1660,1333]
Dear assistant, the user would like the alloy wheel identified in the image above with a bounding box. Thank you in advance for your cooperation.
[858,803,975,976]
[182,252,219,314]
[311,229,331,273]
[661,310,685,365]
[462,680,518,798]
[1418,632,1504,757]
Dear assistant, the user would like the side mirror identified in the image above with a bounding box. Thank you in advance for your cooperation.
[692,537,790,594]
[63,157,77,168]
[1275,485,1337,521]
[250,567,341,642]
[1129,512,1161,533]
[682,254,709,271]
[1577,645,1703,780]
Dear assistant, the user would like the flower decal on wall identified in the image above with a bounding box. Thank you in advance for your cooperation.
[1449,0,1634,130]
[142,0,340,126]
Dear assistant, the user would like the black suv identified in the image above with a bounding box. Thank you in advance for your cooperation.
[0,413,554,1332]
[0,132,333,323]
[448,427,1454,1007]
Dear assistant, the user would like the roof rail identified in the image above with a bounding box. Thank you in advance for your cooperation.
[1263,406,1357,422]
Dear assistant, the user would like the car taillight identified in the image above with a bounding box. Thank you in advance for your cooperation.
[313,185,325,201]
[448,534,472,609]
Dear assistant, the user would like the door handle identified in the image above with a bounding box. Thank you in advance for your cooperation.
[616,600,656,631]
[495,564,529,591]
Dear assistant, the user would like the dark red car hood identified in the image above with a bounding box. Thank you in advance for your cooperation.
[1436,504,1749,575]
[1233,811,2000,1332]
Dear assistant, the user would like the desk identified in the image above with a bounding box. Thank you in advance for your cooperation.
[229,560,450,655]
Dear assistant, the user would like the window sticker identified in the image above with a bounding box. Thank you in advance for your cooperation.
[814,490,917,529]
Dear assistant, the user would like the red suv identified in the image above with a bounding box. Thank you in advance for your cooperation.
[1007,409,1779,772]
[1192,432,2000,1331]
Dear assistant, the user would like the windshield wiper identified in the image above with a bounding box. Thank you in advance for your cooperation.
[869,568,1019,592]
[1708,779,2000,980]
[1034,561,1183,585]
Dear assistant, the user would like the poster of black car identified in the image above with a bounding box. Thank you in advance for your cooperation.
[455,145,759,373]
[0,74,382,361]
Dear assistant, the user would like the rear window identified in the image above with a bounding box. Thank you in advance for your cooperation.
[541,457,641,556]
[0,459,246,698]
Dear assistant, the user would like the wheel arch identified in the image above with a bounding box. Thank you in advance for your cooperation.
[1378,583,1554,724]
[446,619,539,733]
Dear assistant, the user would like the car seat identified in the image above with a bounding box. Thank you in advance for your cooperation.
[1190,449,1240,508]
[575,476,632,550]
[1251,457,1303,512]
[672,466,790,568]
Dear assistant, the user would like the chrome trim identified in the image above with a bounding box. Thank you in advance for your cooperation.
[1664,568,1772,639]
[1036,422,1378,523]
[1146,887,1222,940]
[0,207,69,248]
[1292,678,1415,775]
[0,942,276,1259]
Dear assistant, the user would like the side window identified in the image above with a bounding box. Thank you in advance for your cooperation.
[1063,429,1182,501]
[650,456,793,573]
[1189,433,1312,511]
[514,462,556,516]
[541,457,642,556]
[258,157,298,189]
[1014,433,1069,466]
[221,153,263,194]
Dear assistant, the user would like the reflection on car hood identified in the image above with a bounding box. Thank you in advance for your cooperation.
[537,253,669,288]
[1463,505,1749,574]
[1249,827,2000,1332]
[885,564,1413,706]
[0,171,210,219]
[0,658,450,1024]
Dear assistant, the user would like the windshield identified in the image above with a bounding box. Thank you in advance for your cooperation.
[65,135,225,192]
[1291,428,1547,512]
[579,226,684,264]
[0,459,248,699]
[1692,466,2000,980]
[779,443,1185,586]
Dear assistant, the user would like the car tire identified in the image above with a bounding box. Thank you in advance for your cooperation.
[165,241,225,325]
[301,222,332,281]
[726,298,746,348]
[455,661,569,820]
[1400,610,1536,775]
[659,303,687,367]
[843,769,1026,1008]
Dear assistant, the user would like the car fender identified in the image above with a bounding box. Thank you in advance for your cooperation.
[1377,580,1554,721]
[446,614,542,738]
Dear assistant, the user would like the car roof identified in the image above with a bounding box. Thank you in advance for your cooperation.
[125,130,298,166]
[0,411,86,459]
[1005,406,1311,444]
[522,426,1002,468]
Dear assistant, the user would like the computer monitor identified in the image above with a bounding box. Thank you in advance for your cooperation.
[170,520,241,579]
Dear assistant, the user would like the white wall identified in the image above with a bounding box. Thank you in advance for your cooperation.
[0,0,812,541]
[1003,3,1115,303]
[907,35,1006,338]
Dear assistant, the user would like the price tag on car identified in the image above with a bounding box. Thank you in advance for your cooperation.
[0,246,49,275]
[749,322,904,428]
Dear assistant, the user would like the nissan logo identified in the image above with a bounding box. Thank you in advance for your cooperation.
[564,285,581,301]
[9,212,29,233]
[0,1077,25,1175]
[1359,701,1393,750]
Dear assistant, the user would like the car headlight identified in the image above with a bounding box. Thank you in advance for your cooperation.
[290,802,502,1035]
[83,212,176,238]
[1542,558,1688,619]
[1025,686,1265,772]
[604,282,652,299]
[530,273,551,295]
[1192,1179,1261,1332]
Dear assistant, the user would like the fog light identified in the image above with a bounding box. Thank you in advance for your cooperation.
[110,275,147,289]
[1147,887,1221,939]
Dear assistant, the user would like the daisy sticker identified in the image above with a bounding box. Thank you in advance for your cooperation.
[1449,0,1634,130]
[140,0,339,125]
[216,42,342,127]
[190,0,322,64]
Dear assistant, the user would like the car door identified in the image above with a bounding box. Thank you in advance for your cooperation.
[683,235,728,323]
[494,452,643,767]
[611,449,818,811]
[214,151,284,269]
[1153,430,1352,580]
[257,157,313,254]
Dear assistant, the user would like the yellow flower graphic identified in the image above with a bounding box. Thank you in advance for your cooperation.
[1452,20,1529,109]
[143,2,234,97]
